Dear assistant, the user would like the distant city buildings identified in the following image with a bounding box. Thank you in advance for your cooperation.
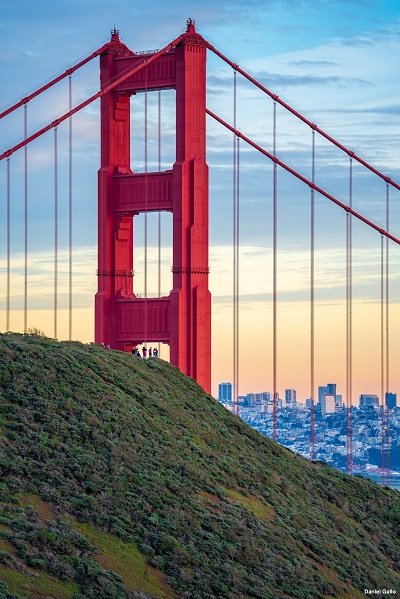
[327,383,336,397]
[285,389,296,405]
[245,392,269,407]
[359,394,379,408]
[318,383,342,412]
[386,392,397,409]
[216,380,399,482]
[320,393,336,415]
[217,382,397,416]
[218,382,232,403]
[318,385,329,404]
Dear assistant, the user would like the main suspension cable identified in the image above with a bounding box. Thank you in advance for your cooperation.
[0,44,109,121]
[205,40,400,192]
[1,32,186,163]
[205,108,400,246]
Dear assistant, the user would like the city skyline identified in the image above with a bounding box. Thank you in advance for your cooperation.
[1,1,400,401]
[218,380,397,409]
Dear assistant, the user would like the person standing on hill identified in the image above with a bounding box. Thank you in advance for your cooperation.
[142,347,147,359]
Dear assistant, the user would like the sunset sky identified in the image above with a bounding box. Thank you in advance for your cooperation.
[1,0,400,401]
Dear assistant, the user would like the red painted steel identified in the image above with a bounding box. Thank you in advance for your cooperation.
[95,21,211,393]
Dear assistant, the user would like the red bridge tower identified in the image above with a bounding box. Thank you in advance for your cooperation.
[95,21,211,393]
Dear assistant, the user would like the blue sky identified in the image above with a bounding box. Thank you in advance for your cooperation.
[1,0,400,398]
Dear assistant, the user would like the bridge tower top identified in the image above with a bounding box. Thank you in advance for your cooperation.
[186,18,196,33]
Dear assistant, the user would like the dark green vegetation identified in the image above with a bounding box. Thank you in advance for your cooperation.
[0,333,399,599]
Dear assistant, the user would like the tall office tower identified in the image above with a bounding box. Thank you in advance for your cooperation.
[385,392,397,409]
[320,394,336,415]
[218,382,232,403]
[327,383,337,398]
[285,389,296,404]
[318,386,329,404]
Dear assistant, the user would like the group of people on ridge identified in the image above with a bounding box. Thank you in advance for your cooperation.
[132,346,158,359]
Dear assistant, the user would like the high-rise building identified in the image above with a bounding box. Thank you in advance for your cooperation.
[218,382,232,403]
[327,383,337,397]
[320,394,336,415]
[285,389,296,405]
[318,385,329,404]
[246,393,257,407]
[359,394,379,408]
[385,392,397,409]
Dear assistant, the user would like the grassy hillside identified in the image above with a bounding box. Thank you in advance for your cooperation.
[0,332,399,599]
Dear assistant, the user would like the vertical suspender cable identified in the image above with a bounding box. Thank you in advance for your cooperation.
[310,128,315,461]
[54,127,58,339]
[381,233,386,486]
[386,400,390,485]
[232,69,238,415]
[385,182,390,485]
[386,184,389,391]
[232,69,236,414]
[272,100,277,442]
[158,89,161,357]
[144,72,148,350]
[24,104,28,332]
[235,137,240,413]
[68,75,73,340]
[346,157,353,475]
[6,158,11,332]
[386,183,390,485]
[380,190,391,488]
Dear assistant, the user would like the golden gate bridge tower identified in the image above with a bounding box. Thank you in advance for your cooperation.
[95,20,211,393]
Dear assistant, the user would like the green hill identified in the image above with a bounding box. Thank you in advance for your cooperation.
[0,332,399,599]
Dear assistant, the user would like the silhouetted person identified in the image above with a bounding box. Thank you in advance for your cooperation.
[142,346,147,358]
